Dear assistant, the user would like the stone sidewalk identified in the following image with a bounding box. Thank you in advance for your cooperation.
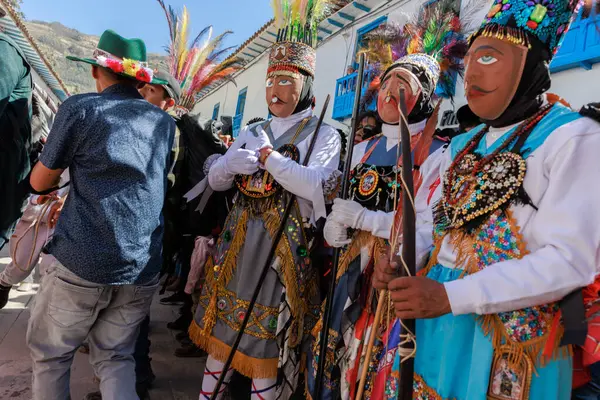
[0,246,205,400]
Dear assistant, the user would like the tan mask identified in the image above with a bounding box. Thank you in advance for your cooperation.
[377,67,422,124]
[266,74,304,118]
[464,36,528,121]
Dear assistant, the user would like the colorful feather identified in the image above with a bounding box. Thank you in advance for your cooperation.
[158,0,243,112]
[271,0,334,44]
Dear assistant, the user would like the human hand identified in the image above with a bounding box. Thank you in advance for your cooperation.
[47,197,65,229]
[223,149,260,176]
[388,276,451,319]
[245,128,272,152]
[329,199,366,230]
[372,251,398,290]
[323,219,351,248]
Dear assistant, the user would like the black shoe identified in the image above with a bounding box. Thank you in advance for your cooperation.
[136,365,156,399]
[175,331,189,342]
[84,392,102,400]
[0,284,11,309]
[174,344,207,358]
[159,291,187,305]
[166,314,192,331]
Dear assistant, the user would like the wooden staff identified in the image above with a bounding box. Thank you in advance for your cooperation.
[355,290,386,399]
[210,95,331,400]
[313,53,367,398]
[396,88,416,400]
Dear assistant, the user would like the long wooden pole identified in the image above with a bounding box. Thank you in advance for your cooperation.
[313,53,367,399]
[355,290,386,399]
[397,88,416,400]
[209,95,331,400]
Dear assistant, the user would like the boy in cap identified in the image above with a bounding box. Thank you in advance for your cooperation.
[27,30,175,400]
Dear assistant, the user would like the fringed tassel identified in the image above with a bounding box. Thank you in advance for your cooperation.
[190,321,279,379]
[470,24,531,49]
[336,230,377,282]
[263,205,306,347]
[201,208,249,335]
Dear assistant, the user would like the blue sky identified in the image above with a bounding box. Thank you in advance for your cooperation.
[21,0,272,54]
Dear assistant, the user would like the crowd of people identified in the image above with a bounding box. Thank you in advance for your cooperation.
[1,0,600,399]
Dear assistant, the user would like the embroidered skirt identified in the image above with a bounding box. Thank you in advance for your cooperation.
[386,264,572,400]
[190,195,320,398]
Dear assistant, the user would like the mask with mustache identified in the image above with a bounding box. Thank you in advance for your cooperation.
[465,26,551,128]
[376,63,436,125]
[266,71,314,118]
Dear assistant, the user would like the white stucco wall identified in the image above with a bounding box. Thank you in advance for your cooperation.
[194,0,598,131]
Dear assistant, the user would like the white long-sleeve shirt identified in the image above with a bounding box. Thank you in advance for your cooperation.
[208,108,341,221]
[349,121,444,241]
[415,115,600,316]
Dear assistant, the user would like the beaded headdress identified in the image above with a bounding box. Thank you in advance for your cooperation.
[359,0,470,100]
[268,0,333,78]
[158,0,242,114]
[471,0,583,56]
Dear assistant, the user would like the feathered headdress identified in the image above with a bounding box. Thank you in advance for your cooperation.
[158,0,243,113]
[359,0,473,102]
[268,0,334,77]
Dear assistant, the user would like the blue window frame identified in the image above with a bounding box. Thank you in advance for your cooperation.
[236,87,248,117]
[550,5,600,73]
[233,87,248,137]
[212,103,220,120]
[353,16,388,69]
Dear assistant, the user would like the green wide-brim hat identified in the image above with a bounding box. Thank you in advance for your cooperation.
[67,29,166,85]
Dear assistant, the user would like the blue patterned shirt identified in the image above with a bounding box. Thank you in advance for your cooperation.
[40,84,176,284]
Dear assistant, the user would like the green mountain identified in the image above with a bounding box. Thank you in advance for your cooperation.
[25,20,168,95]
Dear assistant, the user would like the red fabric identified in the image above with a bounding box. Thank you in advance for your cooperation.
[572,276,600,388]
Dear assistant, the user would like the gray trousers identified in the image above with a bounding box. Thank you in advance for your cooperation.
[27,260,158,400]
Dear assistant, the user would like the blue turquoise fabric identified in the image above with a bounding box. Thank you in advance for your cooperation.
[450,103,582,161]
[41,84,176,285]
[411,264,572,399]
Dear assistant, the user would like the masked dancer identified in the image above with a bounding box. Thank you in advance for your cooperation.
[309,2,470,398]
[374,0,600,398]
[189,1,341,398]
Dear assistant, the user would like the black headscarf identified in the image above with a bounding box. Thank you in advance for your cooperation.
[379,62,436,125]
[477,27,552,128]
[293,71,314,115]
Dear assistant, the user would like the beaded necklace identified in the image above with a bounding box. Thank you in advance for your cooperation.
[445,104,552,207]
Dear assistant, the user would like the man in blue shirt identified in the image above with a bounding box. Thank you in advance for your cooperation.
[26,30,175,400]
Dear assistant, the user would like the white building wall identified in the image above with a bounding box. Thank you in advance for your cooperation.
[194,0,598,131]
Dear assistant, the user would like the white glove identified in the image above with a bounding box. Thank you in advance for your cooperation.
[245,127,273,152]
[223,149,259,176]
[324,219,351,248]
[329,198,367,230]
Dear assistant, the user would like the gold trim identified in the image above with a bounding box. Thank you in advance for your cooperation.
[189,321,278,379]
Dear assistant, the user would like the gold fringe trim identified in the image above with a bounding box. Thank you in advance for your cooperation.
[335,230,387,282]
[201,208,249,336]
[470,24,531,49]
[189,320,278,379]
[263,205,305,348]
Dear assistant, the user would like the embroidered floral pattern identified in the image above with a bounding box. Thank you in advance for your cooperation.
[499,304,558,343]
[311,328,340,390]
[413,374,447,400]
[473,211,523,270]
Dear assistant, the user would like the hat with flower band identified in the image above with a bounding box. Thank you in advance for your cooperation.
[268,0,334,78]
[472,0,582,56]
[67,30,166,85]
